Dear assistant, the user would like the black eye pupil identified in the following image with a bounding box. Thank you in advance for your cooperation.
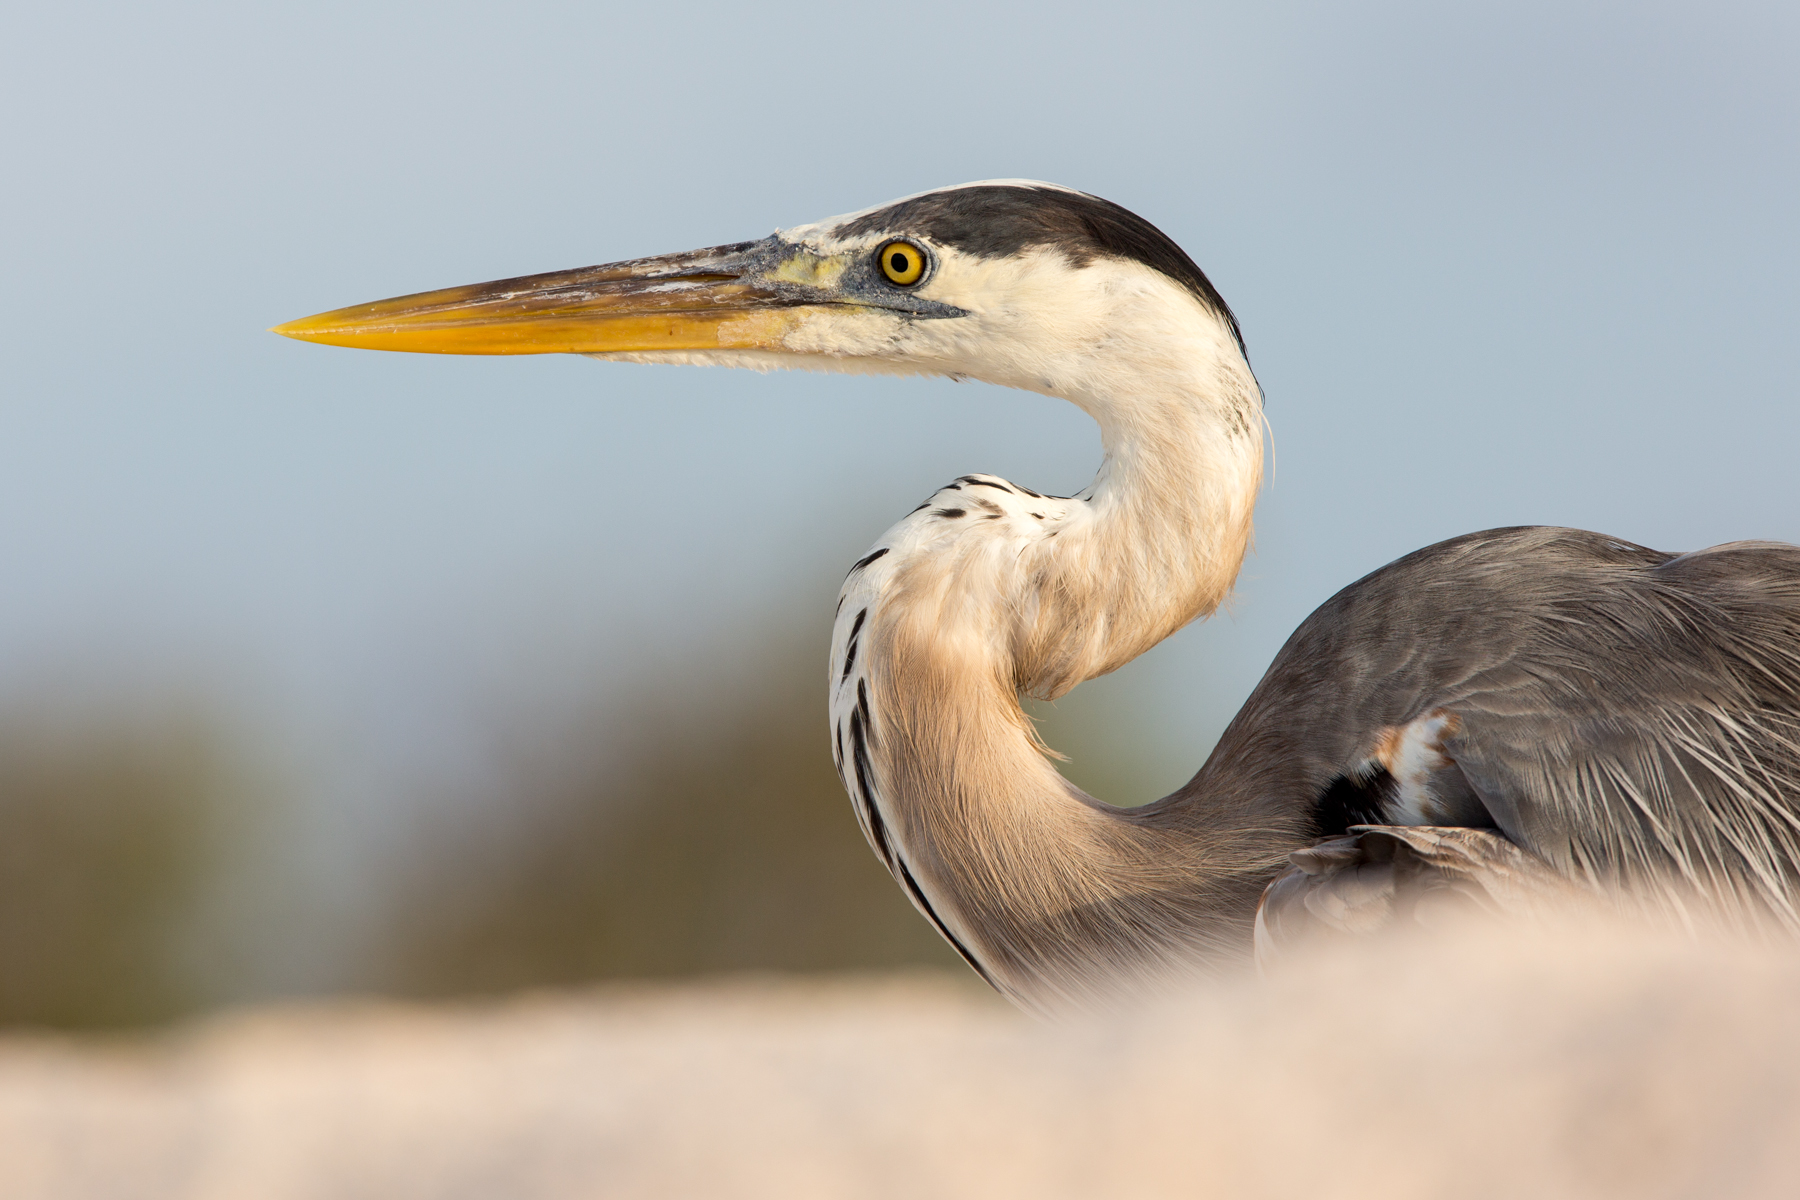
[890,252,908,272]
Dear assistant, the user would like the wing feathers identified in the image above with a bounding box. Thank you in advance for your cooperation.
[1254,826,1578,963]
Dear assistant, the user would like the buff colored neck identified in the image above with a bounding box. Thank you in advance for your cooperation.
[858,358,1273,1007]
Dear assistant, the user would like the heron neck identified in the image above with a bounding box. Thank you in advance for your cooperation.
[1022,353,1264,698]
[842,357,1277,1008]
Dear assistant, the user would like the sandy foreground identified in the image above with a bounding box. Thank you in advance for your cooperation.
[1,919,1797,1199]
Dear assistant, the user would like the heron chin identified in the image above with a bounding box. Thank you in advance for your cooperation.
[277,181,1800,1011]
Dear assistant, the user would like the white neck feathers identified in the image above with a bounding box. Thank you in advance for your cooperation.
[828,261,1270,1005]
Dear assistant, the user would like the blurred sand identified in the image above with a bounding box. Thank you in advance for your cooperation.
[2,920,1798,1199]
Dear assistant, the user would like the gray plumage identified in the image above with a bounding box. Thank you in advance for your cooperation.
[1255,825,1578,957]
[1234,527,1800,942]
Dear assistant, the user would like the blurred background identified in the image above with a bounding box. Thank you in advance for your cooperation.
[0,0,1794,1028]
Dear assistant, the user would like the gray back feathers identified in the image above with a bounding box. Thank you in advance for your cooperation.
[1203,527,1800,930]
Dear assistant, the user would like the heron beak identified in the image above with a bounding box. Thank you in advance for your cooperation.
[270,239,842,356]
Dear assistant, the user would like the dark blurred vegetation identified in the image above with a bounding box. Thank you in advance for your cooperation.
[0,638,965,1030]
[376,636,962,996]
[0,629,1191,1027]
[0,710,230,1029]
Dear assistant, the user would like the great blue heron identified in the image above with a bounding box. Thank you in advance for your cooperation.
[276,182,1800,1009]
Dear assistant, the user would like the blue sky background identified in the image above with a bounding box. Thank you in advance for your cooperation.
[2,0,1796,996]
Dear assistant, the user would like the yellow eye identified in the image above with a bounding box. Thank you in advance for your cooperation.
[878,240,926,286]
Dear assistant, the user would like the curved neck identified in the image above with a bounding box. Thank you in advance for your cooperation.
[1025,352,1264,698]
[832,339,1294,1008]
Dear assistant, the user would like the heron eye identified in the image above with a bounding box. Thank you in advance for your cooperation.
[878,240,925,286]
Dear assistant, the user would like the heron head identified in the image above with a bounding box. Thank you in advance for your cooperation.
[274,181,1248,404]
